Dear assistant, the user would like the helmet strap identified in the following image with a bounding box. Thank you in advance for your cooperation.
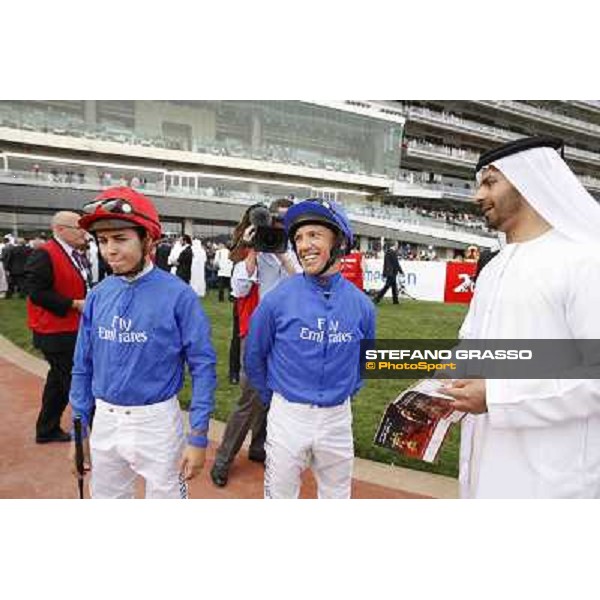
[315,233,346,277]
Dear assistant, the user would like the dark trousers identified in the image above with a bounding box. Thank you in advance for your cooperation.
[218,276,231,302]
[36,347,74,437]
[214,338,268,469]
[6,273,26,298]
[375,275,399,304]
[229,303,241,380]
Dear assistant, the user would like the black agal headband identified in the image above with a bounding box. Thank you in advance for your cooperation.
[475,136,565,174]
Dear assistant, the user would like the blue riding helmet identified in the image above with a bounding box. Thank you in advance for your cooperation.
[284,198,354,251]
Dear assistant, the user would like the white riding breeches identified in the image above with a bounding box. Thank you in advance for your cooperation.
[264,393,354,499]
[90,396,188,499]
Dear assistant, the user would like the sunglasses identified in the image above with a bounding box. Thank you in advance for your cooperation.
[82,198,158,226]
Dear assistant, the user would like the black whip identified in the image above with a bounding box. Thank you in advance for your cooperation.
[73,417,85,499]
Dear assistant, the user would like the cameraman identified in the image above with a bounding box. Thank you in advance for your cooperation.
[210,198,301,487]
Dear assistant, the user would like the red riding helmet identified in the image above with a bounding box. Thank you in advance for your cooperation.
[79,187,162,240]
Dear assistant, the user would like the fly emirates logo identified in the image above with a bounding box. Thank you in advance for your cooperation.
[98,316,148,344]
[299,318,353,344]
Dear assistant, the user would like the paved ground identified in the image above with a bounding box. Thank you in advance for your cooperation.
[0,335,458,499]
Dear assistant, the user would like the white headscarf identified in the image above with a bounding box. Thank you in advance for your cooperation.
[487,147,600,246]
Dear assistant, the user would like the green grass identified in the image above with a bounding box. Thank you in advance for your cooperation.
[0,294,468,477]
[0,298,42,357]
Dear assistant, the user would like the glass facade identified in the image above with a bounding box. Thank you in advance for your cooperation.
[0,100,403,179]
[0,210,54,238]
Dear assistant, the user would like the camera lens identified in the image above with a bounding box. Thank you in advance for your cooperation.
[249,205,272,228]
[255,226,288,253]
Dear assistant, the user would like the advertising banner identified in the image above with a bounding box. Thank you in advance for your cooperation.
[444,261,477,304]
[364,259,446,302]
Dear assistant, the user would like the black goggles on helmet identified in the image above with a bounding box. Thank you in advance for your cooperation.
[82,198,158,226]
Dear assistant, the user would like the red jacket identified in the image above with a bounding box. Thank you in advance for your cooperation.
[237,283,259,338]
[340,251,364,291]
[27,239,85,334]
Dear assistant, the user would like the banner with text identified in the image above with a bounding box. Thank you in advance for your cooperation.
[363,259,474,303]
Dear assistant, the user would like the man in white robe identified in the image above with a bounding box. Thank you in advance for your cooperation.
[443,136,600,499]
[168,239,183,275]
[190,238,207,297]
[0,256,7,297]
[87,236,100,286]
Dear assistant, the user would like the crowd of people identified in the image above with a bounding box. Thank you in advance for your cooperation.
[394,201,489,232]
[1,234,48,298]
[6,134,600,500]
[349,199,491,237]
[0,228,239,302]
[1,229,478,303]
[29,164,152,191]
[417,207,487,231]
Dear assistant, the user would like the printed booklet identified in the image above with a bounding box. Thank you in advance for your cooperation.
[374,379,465,463]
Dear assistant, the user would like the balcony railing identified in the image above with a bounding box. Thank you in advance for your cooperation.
[405,139,479,165]
[403,140,600,194]
[1,167,495,241]
[395,170,474,200]
[477,100,600,137]
[345,200,493,238]
[407,105,520,142]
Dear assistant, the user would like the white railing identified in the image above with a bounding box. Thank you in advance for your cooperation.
[344,201,492,237]
[351,212,496,247]
[0,169,257,207]
[397,169,475,196]
[571,100,600,111]
[406,139,479,164]
[477,100,600,137]
[407,105,520,142]
[566,146,600,164]
[1,167,495,240]
[404,140,600,192]
[579,175,600,190]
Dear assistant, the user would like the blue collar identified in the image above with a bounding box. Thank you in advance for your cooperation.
[304,271,342,292]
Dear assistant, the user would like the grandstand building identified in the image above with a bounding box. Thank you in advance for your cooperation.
[0,100,598,258]
[382,100,600,257]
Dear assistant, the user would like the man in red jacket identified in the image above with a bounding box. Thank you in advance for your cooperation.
[25,211,89,443]
[340,240,365,291]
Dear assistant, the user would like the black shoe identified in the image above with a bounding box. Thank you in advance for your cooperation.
[36,429,71,444]
[210,464,229,487]
[248,449,266,464]
[229,374,240,385]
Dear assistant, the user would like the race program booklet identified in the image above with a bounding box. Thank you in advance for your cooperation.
[374,379,465,463]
